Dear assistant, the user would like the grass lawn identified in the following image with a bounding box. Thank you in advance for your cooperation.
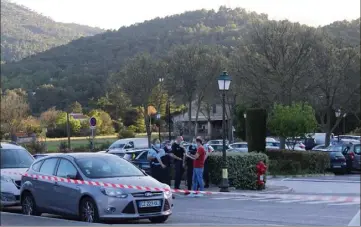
[45,137,118,152]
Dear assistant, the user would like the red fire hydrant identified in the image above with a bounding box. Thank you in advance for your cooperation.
[256,161,267,190]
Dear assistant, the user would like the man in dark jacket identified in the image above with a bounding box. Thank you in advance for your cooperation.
[184,143,197,194]
[171,136,186,189]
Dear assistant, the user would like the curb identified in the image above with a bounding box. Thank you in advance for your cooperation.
[267,173,335,179]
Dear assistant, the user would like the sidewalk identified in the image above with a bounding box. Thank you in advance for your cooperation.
[170,180,293,195]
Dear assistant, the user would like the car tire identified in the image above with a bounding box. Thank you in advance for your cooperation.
[79,197,99,223]
[21,192,41,216]
[149,215,169,223]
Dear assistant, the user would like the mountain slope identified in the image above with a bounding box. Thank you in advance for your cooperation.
[0,0,104,62]
[1,6,359,110]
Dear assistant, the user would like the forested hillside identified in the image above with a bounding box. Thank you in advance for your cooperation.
[1,6,359,114]
[0,0,104,62]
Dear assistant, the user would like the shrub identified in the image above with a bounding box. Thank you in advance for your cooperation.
[208,152,269,190]
[118,129,136,139]
[265,149,330,175]
[23,141,47,154]
[246,108,267,152]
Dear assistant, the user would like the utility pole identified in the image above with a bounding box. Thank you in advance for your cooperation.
[66,111,71,149]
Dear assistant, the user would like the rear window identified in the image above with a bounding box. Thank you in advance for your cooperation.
[0,149,34,169]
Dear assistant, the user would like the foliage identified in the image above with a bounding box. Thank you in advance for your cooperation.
[207,152,269,190]
[21,116,42,134]
[265,150,330,175]
[39,107,59,129]
[0,89,29,135]
[246,108,267,152]
[69,101,83,113]
[268,102,318,149]
[55,111,81,135]
[0,0,104,63]
[88,109,115,135]
[23,141,47,154]
[118,129,136,139]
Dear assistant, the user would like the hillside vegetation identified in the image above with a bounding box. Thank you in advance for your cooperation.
[1,6,359,113]
[0,0,104,62]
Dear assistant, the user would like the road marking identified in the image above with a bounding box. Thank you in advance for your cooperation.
[278,199,306,203]
[257,198,284,202]
[302,200,337,204]
[328,202,361,206]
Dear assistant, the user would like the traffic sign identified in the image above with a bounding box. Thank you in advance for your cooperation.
[89,117,97,127]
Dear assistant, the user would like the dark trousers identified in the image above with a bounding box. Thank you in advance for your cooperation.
[186,163,193,190]
[203,159,209,187]
[174,160,184,189]
[163,166,171,186]
[151,164,163,183]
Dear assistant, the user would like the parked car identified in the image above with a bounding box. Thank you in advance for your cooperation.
[226,148,247,153]
[228,142,248,152]
[106,138,149,156]
[123,149,151,175]
[339,142,361,172]
[266,141,280,150]
[1,142,34,207]
[325,146,348,174]
[312,144,329,152]
[208,144,230,152]
[207,140,229,146]
[20,153,173,223]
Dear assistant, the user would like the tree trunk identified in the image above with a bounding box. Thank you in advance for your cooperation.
[187,99,192,139]
[194,102,202,138]
[325,107,332,147]
[280,137,286,149]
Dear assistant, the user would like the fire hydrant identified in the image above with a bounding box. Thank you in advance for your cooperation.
[256,161,267,190]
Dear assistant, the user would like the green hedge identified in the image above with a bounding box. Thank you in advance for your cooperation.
[265,149,330,175]
[208,152,269,190]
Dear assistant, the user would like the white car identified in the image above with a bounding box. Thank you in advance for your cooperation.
[228,142,248,152]
[1,142,34,207]
[207,139,229,146]
[312,144,329,151]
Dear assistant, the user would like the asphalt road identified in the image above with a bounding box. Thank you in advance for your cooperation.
[1,193,359,226]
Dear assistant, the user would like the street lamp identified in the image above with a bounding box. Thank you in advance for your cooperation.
[156,113,161,142]
[335,109,341,142]
[218,71,231,192]
[243,112,247,142]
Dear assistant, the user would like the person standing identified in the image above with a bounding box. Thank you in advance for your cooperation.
[187,138,206,197]
[161,141,172,186]
[203,143,214,188]
[184,142,197,194]
[171,136,186,189]
[147,143,166,183]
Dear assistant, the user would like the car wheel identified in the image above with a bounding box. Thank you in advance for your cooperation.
[149,215,169,223]
[21,192,41,216]
[79,197,99,223]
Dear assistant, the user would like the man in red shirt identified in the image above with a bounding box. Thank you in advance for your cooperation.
[186,138,206,196]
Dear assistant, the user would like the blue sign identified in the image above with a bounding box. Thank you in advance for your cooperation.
[89,117,97,127]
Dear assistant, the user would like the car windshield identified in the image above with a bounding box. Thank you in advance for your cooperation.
[354,144,360,154]
[75,155,145,179]
[109,143,125,149]
[1,149,34,169]
[327,145,346,152]
[232,144,247,148]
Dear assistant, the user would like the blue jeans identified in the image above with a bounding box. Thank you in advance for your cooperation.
[192,168,204,191]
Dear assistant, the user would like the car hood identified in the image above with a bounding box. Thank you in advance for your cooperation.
[89,175,168,193]
[1,168,28,181]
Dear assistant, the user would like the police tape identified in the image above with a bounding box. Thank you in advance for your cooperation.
[1,170,216,195]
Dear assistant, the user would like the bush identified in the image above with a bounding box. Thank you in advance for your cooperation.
[208,152,269,190]
[118,129,136,139]
[23,141,47,154]
[246,108,267,152]
[265,149,330,175]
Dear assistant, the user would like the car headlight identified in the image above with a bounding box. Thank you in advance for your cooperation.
[100,187,128,198]
[162,185,172,198]
[1,175,12,182]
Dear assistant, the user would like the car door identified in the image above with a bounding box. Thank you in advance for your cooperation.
[352,144,361,170]
[53,158,83,214]
[35,158,59,210]
[136,150,150,172]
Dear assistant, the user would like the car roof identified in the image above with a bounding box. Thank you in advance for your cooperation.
[0,142,26,150]
[232,142,247,144]
[38,152,117,159]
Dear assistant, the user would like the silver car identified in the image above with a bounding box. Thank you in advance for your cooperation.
[1,142,34,207]
[228,142,248,152]
[20,153,173,223]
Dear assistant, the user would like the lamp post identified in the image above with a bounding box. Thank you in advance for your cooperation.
[156,113,161,142]
[218,71,231,192]
[243,112,247,142]
[342,113,347,135]
[335,109,341,142]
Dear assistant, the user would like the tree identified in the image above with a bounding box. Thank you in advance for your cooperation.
[69,101,83,113]
[55,111,81,135]
[111,53,163,147]
[307,34,360,146]
[22,116,42,134]
[268,102,318,150]
[0,89,29,138]
[39,107,59,129]
[88,109,115,135]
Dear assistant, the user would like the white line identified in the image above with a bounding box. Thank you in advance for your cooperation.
[278,199,306,203]
[258,198,284,202]
[302,200,334,204]
[211,197,243,200]
[328,202,361,206]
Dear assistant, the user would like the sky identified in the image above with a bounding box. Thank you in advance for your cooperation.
[10,0,360,29]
